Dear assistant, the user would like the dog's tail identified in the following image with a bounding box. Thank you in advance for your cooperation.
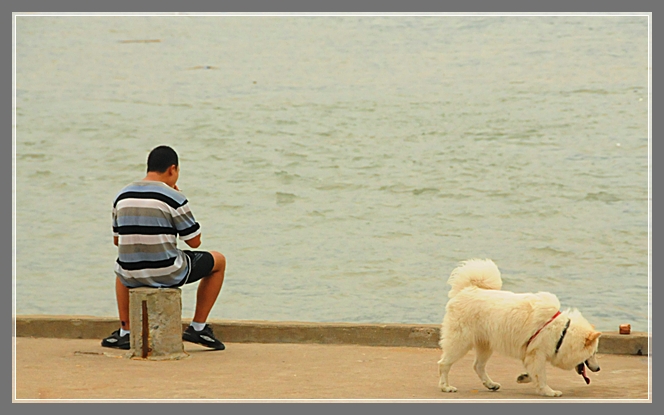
[447,258,502,298]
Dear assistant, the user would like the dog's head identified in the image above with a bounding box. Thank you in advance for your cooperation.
[551,310,602,383]
[575,332,601,384]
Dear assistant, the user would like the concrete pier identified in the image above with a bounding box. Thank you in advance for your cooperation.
[12,315,651,401]
[127,288,188,360]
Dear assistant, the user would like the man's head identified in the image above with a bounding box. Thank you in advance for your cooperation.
[146,145,180,188]
[147,145,179,173]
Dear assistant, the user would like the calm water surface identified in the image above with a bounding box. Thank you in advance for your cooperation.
[14,15,650,332]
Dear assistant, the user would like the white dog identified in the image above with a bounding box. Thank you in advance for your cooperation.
[437,259,601,397]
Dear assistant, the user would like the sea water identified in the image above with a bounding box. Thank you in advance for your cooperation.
[14,15,650,332]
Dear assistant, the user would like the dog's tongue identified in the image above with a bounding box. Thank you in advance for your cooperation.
[577,363,590,384]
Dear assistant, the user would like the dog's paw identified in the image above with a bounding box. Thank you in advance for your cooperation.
[516,373,532,384]
[539,388,563,397]
[483,381,501,391]
[439,384,458,393]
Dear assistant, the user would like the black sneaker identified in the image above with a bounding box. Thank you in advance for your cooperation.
[182,324,225,350]
[101,329,130,350]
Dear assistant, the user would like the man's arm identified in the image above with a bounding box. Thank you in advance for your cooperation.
[114,236,119,246]
[184,234,201,249]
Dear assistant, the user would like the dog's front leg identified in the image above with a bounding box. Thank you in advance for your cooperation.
[523,353,562,397]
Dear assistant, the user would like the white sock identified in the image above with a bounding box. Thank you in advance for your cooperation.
[120,328,130,337]
[190,322,206,331]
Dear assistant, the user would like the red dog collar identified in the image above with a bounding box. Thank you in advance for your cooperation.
[526,310,561,348]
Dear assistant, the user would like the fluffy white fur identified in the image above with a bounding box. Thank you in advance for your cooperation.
[437,259,602,397]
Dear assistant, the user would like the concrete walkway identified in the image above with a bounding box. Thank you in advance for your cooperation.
[14,337,650,402]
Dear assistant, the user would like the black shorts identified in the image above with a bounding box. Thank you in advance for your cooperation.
[175,250,215,287]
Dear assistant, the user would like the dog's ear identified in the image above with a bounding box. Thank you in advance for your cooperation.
[585,331,602,347]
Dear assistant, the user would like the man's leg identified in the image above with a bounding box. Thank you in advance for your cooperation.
[116,276,130,331]
[183,251,227,350]
[192,251,226,323]
[102,277,131,349]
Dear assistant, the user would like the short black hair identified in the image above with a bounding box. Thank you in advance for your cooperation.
[147,145,179,173]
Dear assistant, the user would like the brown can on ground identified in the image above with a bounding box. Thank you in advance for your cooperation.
[619,324,631,335]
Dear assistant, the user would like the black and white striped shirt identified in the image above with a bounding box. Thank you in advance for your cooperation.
[112,180,201,287]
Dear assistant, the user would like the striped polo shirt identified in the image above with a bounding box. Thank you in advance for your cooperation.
[112,180,201,288]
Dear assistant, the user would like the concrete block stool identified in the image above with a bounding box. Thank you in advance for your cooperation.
[128,287,189,360]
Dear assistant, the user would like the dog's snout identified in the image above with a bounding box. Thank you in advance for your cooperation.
[585,359,600,372]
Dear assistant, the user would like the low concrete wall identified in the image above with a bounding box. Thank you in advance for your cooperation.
[13,315,649,355]
[211,319,440,348]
